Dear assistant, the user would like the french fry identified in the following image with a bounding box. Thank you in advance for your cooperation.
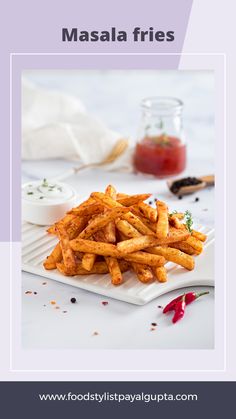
[138,202,157,222]
[132,263,153,283]
[185,236,203,254]
[123,252,165,266]
[56,223,77,271]
[91,192,155,236]
[70,238,165,266]
[169,212,185,220]
[169,214,184,229]
[44,216,89,269]
[47,214,77,235]
[115,219,141,238]
[146,246,194,270]
[116,193,129,199]
[70,238,120,257]
[118,232,154,283]
[91,191,123,209]
[44,184,207,286]
[105,184,117,197]
[56,260,130,276]
[166,227,190,243]
[117,194,151,206]
[94,222,123,285]
[122,212,155,236]
[117,235,160,254]
[93,230,106,242]
[80,187,118,272]
[103,186,123,284]
[69,202,104,217]
[81,253,97,271]
[68,197,96,213]
[170,241,196,255]
[169,215,207,243]
[153,266,167,283]
[66,215,89,238]
[103,184,117,243]
[116,222,189,245]
[131,208,157,233]
[156,200,169,239]
[105,257,123,285]
[43,242,62,270]
[79,207,129,239]
[192,230,207,242]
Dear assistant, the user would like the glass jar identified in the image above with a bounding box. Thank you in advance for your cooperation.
[133,97,186,177]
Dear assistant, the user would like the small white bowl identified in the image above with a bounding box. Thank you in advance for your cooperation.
[22,180,77,226]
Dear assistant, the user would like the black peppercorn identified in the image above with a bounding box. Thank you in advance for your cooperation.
[178,195,183,200]
[70,297,76,303]
[195,197,199,202]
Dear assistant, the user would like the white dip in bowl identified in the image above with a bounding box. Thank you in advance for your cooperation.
[22,179,77,225]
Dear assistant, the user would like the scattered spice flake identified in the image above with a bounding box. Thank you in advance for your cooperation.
[34,292,37,295]
[25,291,32,295]
[157,305,163,309]
[70,297,76,303]
[43,304,46,307]
[151,322,157,327]
[50,300,56,305]
[93,331,99,336]
[42,282,47,285]
[102,301,108,306]
[55,306,60,310]
[150,328,156,331]
[202,208,208,211]
[195,197,199,202]
[178,195,183,200]
[62,310,67,314]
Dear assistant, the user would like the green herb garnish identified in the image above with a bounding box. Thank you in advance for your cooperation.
[159,119,164,130]
[184,210,193,233]
[42,178,48,187]
[27,192,34,195]
[39,196,44,199]
[169,210,178,217]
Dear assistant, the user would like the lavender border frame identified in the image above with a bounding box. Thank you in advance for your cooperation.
[10,53,226,374]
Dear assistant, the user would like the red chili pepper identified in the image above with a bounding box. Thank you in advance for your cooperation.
[163,291,209,314]
[172,294,186,324]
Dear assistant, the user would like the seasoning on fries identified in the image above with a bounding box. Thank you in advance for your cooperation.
[43,185,207,285]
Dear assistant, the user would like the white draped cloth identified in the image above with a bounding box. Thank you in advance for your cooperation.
[22,79,131,171]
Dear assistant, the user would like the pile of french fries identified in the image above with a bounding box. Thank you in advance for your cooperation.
[43,185,207,285]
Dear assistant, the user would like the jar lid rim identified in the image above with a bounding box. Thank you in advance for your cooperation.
[141,96,183,114]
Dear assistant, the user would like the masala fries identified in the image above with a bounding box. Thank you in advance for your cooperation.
[43,185,207,285]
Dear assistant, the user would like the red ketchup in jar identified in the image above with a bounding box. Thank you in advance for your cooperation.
[133,135,186,178]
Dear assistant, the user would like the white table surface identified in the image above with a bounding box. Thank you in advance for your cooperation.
[22,70,214,349]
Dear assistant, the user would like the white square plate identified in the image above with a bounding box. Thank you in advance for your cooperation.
[22,221,214,305]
